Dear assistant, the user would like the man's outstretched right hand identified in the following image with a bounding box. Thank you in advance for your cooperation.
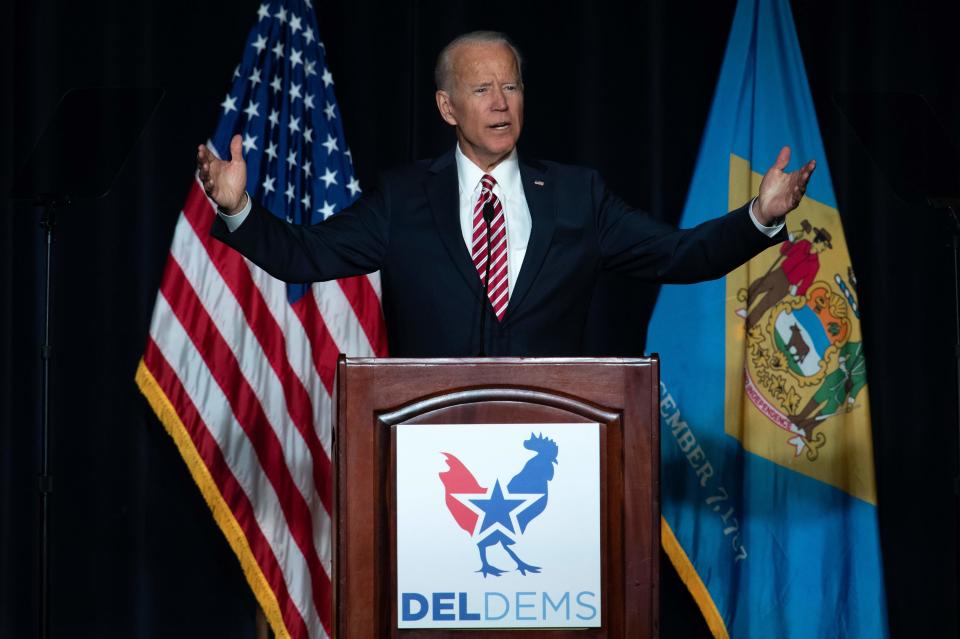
[197,133,247,214]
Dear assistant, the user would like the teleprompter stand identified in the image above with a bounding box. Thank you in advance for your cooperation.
[11,86,163,639]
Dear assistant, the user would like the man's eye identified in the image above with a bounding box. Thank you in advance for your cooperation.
[475,87,487,94]
[504,85,516,92]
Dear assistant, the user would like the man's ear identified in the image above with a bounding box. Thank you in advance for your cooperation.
[435,90,458,126]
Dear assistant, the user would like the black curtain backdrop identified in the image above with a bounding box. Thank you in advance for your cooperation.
[2,0,958,637]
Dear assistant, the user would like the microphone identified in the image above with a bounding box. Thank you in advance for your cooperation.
[478,201,496,356]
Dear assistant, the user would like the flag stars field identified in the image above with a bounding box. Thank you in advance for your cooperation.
[221,2,364,230]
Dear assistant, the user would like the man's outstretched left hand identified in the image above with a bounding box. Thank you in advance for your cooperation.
[755,146,816,225]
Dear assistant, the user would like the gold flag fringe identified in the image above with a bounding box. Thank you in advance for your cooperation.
[661,516,730,639]
[136,359,292,639]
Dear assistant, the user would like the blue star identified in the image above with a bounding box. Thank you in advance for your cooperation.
[469,480,526,535]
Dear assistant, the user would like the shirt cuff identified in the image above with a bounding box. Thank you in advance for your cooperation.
[218,192,252,232]
[748,197,785,238]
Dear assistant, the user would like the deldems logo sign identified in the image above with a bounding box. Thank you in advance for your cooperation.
[396,423,601,629]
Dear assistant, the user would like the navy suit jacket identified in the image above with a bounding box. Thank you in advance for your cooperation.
[211,150,783,356]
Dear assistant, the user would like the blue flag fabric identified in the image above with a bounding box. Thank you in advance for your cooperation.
[646,1,888,637]
[212,0,361,304]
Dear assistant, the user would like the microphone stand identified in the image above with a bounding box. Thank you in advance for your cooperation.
[947,205,960,497]
[37,196,65,639]
[477,201,495,356]
[9,87,163,639]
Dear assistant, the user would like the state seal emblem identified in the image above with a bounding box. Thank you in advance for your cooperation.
[723,154,876,503]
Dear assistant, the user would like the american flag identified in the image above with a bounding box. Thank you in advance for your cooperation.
[136,1,387,637]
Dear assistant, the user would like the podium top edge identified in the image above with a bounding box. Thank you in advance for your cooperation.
[340,356,658,366]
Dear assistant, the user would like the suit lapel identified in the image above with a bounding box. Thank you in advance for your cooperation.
[508,157,555,316]
[425,151,483,297]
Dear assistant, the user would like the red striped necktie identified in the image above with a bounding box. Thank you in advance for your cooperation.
[471,174,509,321]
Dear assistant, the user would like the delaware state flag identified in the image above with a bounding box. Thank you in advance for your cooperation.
[646,1,888,637]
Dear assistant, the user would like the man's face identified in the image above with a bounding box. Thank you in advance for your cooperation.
[435,41,524,171]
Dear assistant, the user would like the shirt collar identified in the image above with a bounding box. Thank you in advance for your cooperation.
[455,143,521,197]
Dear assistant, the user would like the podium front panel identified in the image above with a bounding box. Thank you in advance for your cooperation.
[333,358,659,638]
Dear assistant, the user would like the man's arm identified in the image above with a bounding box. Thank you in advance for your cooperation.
[199,134,389,283]
[210,189,390,283]
[218,191,252,231]
[749,198,785,237]
[596,145,814,282]
[595,182,783,283]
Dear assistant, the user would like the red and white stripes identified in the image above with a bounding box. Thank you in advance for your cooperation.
[470,174,510,320]
[140,177,386,638]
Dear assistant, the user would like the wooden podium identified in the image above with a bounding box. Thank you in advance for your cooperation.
[333,357,660,638]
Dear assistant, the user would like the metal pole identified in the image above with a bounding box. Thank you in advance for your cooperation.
[949,207,960,497]
[38,203,57,639]
[950,206,960,631]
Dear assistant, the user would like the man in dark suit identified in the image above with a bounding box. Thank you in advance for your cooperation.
[197,31,815,357]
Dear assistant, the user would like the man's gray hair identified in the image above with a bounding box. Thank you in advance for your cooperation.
[434,31,524,91]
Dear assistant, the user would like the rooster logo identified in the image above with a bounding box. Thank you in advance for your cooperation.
[438,433,559,578]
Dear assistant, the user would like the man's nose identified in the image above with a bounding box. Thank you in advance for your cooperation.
[490,87,508,110]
